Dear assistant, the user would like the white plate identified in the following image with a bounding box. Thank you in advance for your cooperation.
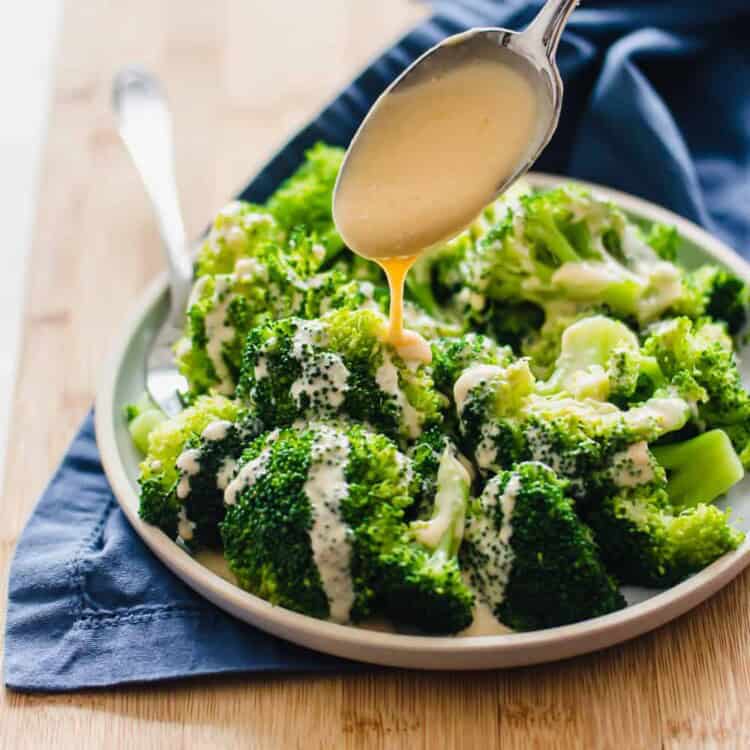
[96,173,750,670]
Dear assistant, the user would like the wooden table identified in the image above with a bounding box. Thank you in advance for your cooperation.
[3,1,750,747]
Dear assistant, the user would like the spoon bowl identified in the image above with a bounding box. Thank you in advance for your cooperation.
[333,0,578,255]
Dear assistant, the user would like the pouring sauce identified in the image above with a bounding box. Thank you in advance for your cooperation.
[334,45,542,359]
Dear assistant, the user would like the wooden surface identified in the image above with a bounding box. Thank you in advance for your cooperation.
[2,1,750,748]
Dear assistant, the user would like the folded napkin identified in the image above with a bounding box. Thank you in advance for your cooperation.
[6,0,750,691]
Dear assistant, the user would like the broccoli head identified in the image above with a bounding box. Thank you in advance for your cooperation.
[461,462,625,630]
[587,485,743,587]
[137,395,243,545]
[237,309,446,441]
[378,443,475,633]
[266,142,345,258]
[539,315,664,404]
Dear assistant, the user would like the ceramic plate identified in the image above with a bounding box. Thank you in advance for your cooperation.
[96,173,750,669]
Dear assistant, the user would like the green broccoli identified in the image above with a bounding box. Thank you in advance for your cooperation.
[266,142,345,258]
[643,317,750,462]
[539,315,664,403]
[137,395,243,544]
[125,392,166,454]
[195,202,284,278]
[455,357,693,499]
[651,430,744,510]
[461,462,625,630]
[237,309,446,441]
[672,265,749,334]
[431,333,514,397]
[587,484,744,587]
[378,443,475,633]
[221,422,473,631]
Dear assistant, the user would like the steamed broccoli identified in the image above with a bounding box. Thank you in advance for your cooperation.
[587,485,744,587]
[195,202,284,278]
[237,309,446,441]
[454,357,692,498]
[651,430,744,510]
[221,422,473,631]
[137,395,244,545]
[461,462,625,630]
[125,393,166,453]
[643,317,750,462]
[539,315,663,403]
[379,444,475,633]
[221,423,412,622]
[266,142,345,257]
[673,265,749,334]
[431,333,514,397]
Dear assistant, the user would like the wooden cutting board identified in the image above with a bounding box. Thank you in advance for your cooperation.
[2,1,750,747]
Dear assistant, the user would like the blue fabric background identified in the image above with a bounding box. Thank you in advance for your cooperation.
[5,0,750,691]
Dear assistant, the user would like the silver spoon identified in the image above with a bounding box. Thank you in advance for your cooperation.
[334,0,578,231]
[112,67,192,416]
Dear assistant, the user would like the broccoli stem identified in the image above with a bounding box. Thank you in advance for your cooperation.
[652,429,744,510]
[412,447,470,557]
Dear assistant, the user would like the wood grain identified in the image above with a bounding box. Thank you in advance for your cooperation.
[2,1,750,748]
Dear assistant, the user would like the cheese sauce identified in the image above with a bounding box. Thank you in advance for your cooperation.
[334,45,542,356]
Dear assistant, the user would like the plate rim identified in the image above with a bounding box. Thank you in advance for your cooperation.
[95,172,750,669]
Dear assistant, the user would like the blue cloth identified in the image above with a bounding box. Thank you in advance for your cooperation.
[5,0,750,692]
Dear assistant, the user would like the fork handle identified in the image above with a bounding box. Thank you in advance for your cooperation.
[112,66,193,328]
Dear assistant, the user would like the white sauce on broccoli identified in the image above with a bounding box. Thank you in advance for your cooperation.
[203,276,237,395]
[463,474,521,610]
[413,447,470,549]
[609,441,655,488]
[375,351,422,439]
[224,449,272,506]
[453,364,504,415]
[458,597,513,637]
[201,420,232,442]
[175,448,202,500]
[216,457,237,490]
[625,397,689,436]
[177,506,196,542]
[289,320,350,415]
[304,427,356,624]
[254,356,268,380]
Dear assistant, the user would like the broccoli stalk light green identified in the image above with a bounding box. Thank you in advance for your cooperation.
[651,430,744,510]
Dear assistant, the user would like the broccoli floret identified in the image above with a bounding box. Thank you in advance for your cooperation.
[587,484,744,587]
[237,309,446,442]
[484,299,545,354]
[643,317,750,458]
[431,333,514,397]
[266,142,345,258]
[195,202,284,278]
[378,444,475,633]
[540,315,663,403]
[455,358,693,499]
[221,422,422,624]
[673,265,749,334]
[651,430,744,510]
[138,395,242,543]
[459,186,702,326]
[461,462,625,630]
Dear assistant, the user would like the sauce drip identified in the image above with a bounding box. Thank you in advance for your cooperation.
[334,43,542,357]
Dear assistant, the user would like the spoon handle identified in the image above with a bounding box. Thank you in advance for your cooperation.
[523,0,579,59]
[112,66,193,329]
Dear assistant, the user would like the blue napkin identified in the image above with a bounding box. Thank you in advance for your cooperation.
[5,0,750,691]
